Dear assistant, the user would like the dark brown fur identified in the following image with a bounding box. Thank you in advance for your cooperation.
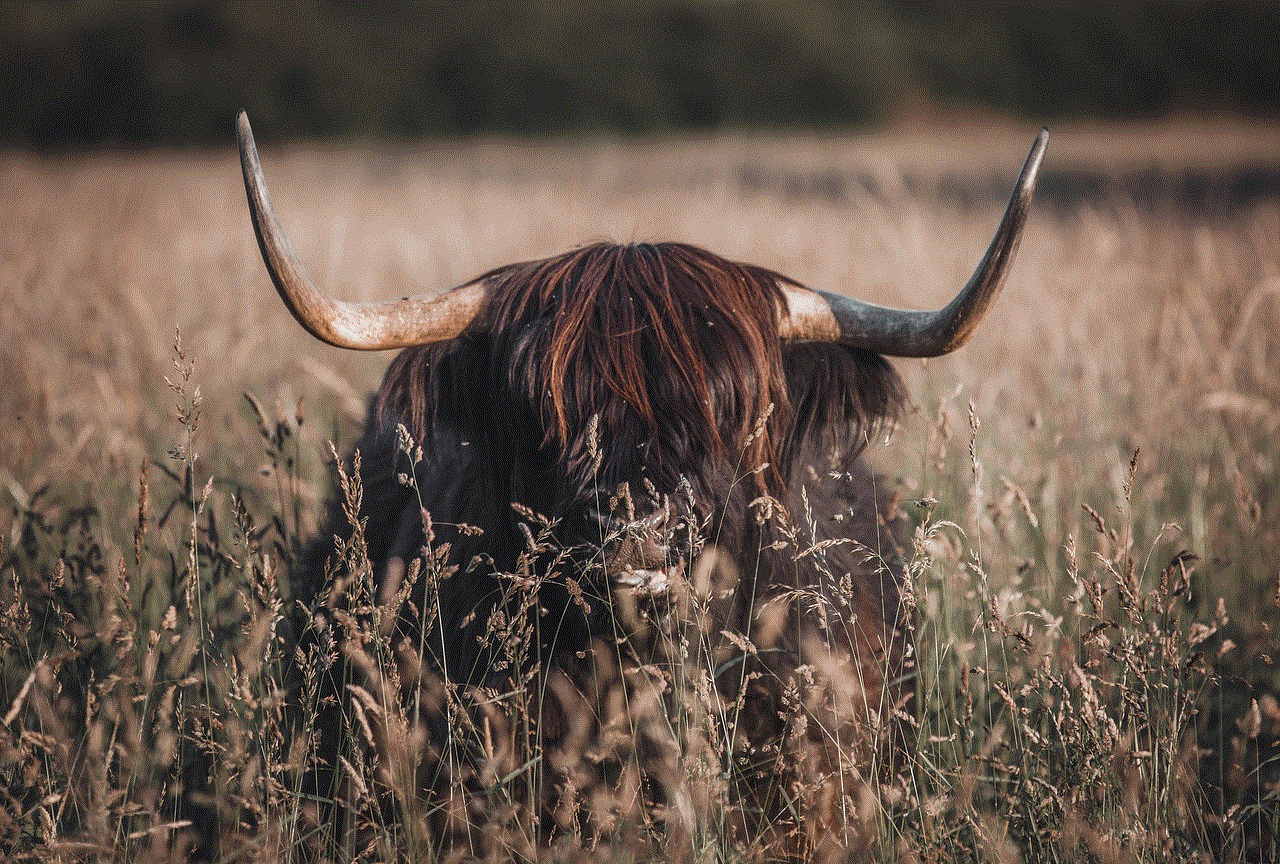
[380,242,794,503]
[298,241,914,854]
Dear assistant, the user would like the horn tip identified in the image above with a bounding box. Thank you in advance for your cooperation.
[1033,127,1050,155]
[1019,128,1049,191]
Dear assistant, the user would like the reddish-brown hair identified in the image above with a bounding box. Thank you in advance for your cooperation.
[380,242,809,494]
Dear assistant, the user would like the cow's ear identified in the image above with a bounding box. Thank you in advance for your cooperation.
[780,343,906,461]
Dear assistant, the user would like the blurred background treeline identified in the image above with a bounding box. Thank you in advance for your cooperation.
[1,0,1275,148]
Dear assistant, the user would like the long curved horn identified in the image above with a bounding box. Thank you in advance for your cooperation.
[780,129,1048,357]
[237,112,485,350]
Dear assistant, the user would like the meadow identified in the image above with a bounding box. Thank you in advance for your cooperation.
[1,118,1277,862]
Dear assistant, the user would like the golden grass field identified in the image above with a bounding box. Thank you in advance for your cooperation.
[1,118,1278,861]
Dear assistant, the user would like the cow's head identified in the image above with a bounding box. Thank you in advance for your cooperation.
[236,112,1046,589]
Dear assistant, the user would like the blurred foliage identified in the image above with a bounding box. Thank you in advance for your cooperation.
[0,0,1275,147]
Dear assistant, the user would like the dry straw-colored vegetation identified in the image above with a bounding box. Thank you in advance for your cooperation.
[1,119,1278,862]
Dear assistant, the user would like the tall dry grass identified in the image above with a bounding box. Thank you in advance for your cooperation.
[1,121,1277,861]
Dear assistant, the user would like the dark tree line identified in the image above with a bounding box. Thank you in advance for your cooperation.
[1,1,1273,148]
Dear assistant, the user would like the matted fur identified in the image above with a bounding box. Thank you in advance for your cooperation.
[297,241,914,856]
[376,242,899,501]
[304,240,908,678]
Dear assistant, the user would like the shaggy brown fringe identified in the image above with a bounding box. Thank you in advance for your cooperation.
[379,241,796,491]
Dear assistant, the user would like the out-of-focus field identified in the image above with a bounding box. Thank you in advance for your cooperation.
[2,117,1278,860]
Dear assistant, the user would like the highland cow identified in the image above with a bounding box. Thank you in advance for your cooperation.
[236,112,1046,855]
